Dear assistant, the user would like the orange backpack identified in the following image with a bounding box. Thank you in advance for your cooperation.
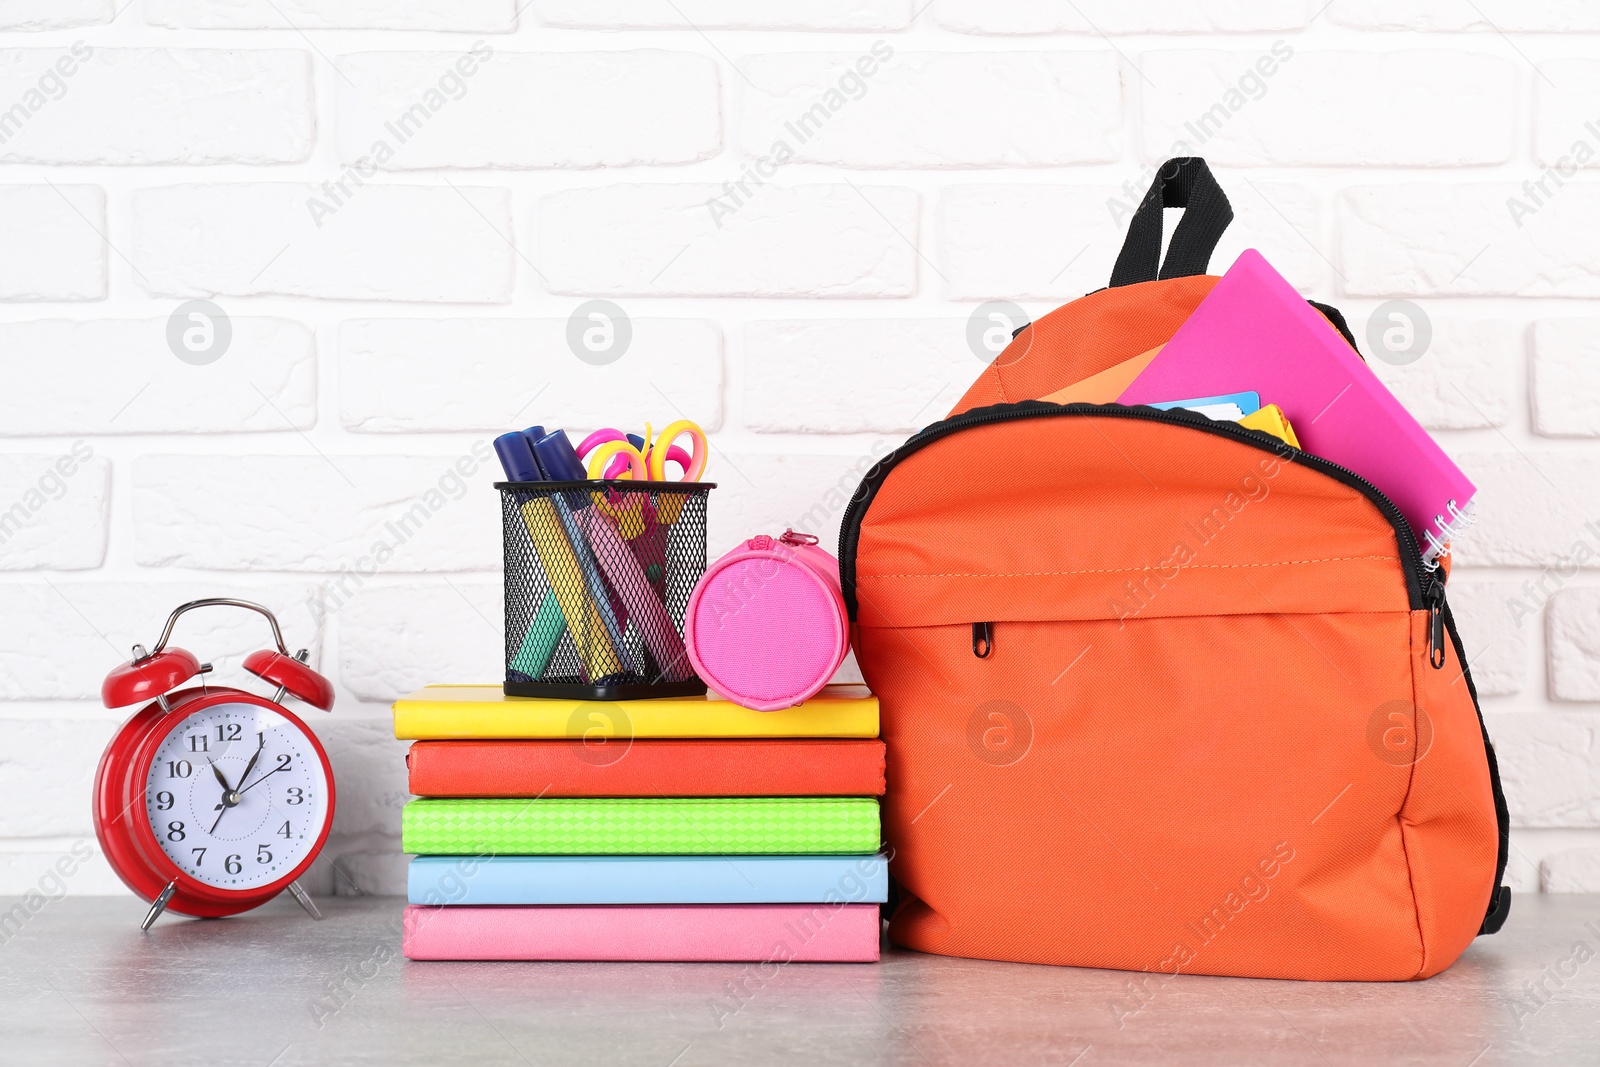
[844,159,1509,981]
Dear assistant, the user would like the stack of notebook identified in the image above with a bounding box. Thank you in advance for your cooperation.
[394,683,887,962]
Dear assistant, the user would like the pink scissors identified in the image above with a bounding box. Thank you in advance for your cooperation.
[576,422,710,593]
[577,421,708,483]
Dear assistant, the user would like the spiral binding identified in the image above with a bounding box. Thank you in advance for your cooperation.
[1421,498,1477,568]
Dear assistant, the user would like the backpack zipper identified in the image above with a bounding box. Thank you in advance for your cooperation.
[971,621,993,659]
[1426,572,1448,670]
[839,400,1433,641]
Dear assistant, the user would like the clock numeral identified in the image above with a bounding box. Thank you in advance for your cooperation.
[276,820,292,839]
[275,753,293,771]
[256,844,273,865]
[285,787,304,806]
[187,733,208,753]
[153,790,175,811]
[166,759,193,779]
[225,854,242,875]
[215,723,243,742]
[191,847,206,866]
[166,821,186,842]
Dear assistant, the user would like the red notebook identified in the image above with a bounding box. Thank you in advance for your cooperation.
[406,738,887,798]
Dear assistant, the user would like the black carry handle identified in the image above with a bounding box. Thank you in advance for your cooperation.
[1110,158,1233,287]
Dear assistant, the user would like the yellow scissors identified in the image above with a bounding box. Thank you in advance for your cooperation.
[577,421,709,531]
[579,421,708,483]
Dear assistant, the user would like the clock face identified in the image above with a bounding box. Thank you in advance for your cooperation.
[143,701,329,892]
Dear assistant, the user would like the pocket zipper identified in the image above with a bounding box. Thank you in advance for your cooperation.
[971,622,993,659]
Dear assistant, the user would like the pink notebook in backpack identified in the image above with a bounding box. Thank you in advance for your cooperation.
[1119,249,1475,563]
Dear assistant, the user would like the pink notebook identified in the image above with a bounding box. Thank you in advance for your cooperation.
[1119,249,1474,562]
[402,904,881,962]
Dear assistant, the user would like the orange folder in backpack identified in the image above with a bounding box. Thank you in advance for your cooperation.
[1038,345,1163,404]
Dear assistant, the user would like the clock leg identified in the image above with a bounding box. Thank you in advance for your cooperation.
[141,880,178,932]
[287,880,322,921]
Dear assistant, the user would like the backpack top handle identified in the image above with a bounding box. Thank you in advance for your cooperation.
[1109,157,1234,288]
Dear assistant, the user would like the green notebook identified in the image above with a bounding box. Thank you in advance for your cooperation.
[402,797,881,856]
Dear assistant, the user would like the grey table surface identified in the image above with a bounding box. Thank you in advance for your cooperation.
[2,894,1597,1066]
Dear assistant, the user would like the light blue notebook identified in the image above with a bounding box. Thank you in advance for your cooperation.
[1149,390,1262,420]
[408,854,890,906]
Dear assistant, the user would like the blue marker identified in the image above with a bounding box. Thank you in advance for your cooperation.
[519,427,547,477]
[532,429,637,678]
[493,431,542,482]
[493,430,569,678]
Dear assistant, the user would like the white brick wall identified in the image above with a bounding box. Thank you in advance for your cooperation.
[0,47,313,165]
[0,185,105,300]
[0,318,315,434]
[0,1,111,31]
[937,181,1325,300]
[334,49,721,170]
[1368,320,1521,430]
[0,449,109,568]
[1141,49,1517,167]
[743,319,971,432]
[337,317,724,432]
[1531,319,1600,435]
[532,1,910,31]
[131,184,515,301]
[5,8,1600,898]
[737,49,1121,167]
[937,0,1315,36]
[1329,0,1600,33]
[536,183,919,296]
[1340,184,1600,297]
[144,1,518,31]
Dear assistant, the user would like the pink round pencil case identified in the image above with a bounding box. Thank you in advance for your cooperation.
[684,531,849,711]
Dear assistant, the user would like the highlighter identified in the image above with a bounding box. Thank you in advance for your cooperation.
[531,430,638,678]
[494,431,624,684]
[534,430,688,682]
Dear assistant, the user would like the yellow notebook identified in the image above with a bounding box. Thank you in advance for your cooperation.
[392,684,880,740]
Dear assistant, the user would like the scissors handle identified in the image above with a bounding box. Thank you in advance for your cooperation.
[585,439,649,481]
[649,420,708,481]
[578,422,708,482]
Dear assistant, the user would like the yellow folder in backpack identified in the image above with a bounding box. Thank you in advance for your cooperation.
[1237,403,1301,448]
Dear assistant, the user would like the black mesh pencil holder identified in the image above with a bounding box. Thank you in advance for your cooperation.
[498,480,714,700]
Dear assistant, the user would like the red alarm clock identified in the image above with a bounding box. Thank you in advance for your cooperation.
[93,598,336,930]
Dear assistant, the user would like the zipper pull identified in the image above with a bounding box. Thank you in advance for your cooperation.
[780,530,819,546]
[972,622,993,659]
[1426,576,1446,670]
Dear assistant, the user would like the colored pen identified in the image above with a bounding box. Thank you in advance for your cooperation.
[495,432,626,684]
[532,429,638,679]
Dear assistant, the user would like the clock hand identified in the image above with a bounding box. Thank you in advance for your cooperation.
[234,732,267,793]
[207,754,245,835]
[237,764,287,796]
